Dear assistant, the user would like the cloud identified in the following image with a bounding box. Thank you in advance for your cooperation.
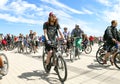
[102,1,120,23]
[4,0,43,16]
[96,0,112,6]
[0,13,42,24]
[82,8,93,14]
[0,0,98,36]
[41,0,84,14]
[0,0,8,7]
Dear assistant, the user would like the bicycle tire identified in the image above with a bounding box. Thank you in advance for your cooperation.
[0,53,9,76]
[42,48,51,73]
[114,52,120,69]
[96,47,105,64]
[84,45,92,54]
[57,56,67,82]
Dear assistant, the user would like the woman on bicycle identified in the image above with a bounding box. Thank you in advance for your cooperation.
[43,12,65,70]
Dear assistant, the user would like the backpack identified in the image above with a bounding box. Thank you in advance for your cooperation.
[103,26,111,41]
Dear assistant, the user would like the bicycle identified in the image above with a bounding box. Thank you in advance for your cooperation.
[42,41,67,82]
[0,53,9,77]
[69,37,82,62]
[96,43,120,69]
[81,41,92,54]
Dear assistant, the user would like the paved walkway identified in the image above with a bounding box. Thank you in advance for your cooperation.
[0,44,120,84]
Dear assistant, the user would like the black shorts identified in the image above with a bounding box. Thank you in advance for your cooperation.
[35,41,38,47]
[45,43,53,51]
[106,43,116,52]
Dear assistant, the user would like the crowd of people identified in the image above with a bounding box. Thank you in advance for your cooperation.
[0,30,43,53]
[0,30,102,52]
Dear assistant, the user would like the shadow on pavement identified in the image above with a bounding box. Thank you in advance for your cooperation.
[18,70,63,84]
[87,63,111,70]
[88,62,119,70]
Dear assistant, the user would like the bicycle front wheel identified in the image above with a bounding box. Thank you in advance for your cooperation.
[42,47,51,73]
[0,53,9,76]
[114,52,120,69]
[57,56,67,82]
[96,47,105,64]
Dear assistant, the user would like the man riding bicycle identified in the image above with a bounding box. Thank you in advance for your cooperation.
[71,25,84,47]
[103,20,120,65]
[43,12,65,71]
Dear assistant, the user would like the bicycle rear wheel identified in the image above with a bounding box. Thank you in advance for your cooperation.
[57,56,67,82]
[0,53,9,76]
[114,52,120,69]
[84,45,92,54]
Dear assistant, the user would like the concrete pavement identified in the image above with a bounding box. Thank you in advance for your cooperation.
[0,44,120,84]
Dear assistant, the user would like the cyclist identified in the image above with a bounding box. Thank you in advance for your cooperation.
[63,27,70,40]
[43,12,65,71]
[6,34,11,49]
[29,30,33,40]
[89,35,94,46]
[63,27,71,55]
[33,32,38,53]
[29,30,35,52]
[103,20,120,65]
[1,37,7,51]
[18,33,24,52]
[71,24,84,55]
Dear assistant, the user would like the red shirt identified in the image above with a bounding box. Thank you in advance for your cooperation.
[2,39,7,45]
[89,36,94,41]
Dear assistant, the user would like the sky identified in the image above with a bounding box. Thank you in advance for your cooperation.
[0,0,120,36]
